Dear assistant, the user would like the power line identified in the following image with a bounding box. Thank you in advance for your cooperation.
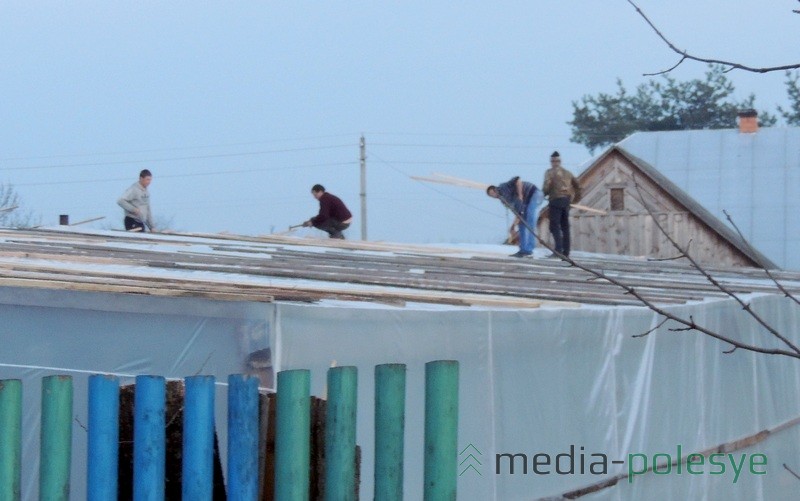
[364,131,576,138]
[12,161,357,187]
[0,133,359,162]
[0,144,354,172]
[369,142,587,149]
[366,160,535,166]
[369,152,502,219]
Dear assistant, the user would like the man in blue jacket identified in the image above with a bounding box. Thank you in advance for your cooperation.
[486,176,543,257]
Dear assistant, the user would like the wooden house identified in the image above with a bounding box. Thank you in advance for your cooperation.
[536,146,777,269]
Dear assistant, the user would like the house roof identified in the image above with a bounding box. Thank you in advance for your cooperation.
[585,145,779,270]
[618,127,800,270]
[0,227,798,309]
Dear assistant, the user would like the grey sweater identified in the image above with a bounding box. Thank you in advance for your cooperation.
[117,182,154,229]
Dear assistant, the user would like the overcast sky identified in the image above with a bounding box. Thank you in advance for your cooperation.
[2,1,798,242]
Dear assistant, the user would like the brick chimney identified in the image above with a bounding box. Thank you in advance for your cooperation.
[738,109,758,134]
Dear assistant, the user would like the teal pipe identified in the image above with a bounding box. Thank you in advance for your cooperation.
[40,375,74,501]
[275,369,310,501]
[324,366,358,501]
[374,364,406,501]
[423,361,459,501]
[0,379,22,501]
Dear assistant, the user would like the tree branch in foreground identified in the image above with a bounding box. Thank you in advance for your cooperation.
[627,0,800,75]
[723,209,800,306]
[499,197,800,359]
[630,175,800,356]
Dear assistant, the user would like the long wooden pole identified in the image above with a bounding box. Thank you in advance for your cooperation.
[360,135,367,240]
[69,216,106,226]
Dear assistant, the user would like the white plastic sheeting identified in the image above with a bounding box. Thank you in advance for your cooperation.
[2,285,799,500]
[0,286,272,499]
[275,295,800,500]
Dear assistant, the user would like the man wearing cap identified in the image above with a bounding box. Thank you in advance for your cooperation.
[486,176,543,257]
[117,169,155,232]
[542,151,581,257]
[302,184,353,239]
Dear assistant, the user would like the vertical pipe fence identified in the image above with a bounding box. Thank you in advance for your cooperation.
[0,379,22,501]
[374,364,406,501]
[88,374,120,501]
[324,366,358,501]
[228,374,260,501]
[423,360,459,501]
[40,375,73,501]
[275,369,311,501]
[183,375,216,501]
[1,360,459,500]
[133,375,166,501]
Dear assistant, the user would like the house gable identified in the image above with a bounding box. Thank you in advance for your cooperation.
[538,147,772,268]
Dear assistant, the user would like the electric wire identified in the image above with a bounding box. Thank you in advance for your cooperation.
[368,151,503,219]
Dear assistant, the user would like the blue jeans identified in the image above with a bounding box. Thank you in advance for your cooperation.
[518,190,543,253]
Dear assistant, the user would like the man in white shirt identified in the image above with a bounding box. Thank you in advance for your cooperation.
[117,169,155,232]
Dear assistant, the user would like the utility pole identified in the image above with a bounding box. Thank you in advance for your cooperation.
[359,135,367,240]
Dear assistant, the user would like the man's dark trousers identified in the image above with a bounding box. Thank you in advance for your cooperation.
[548,197,571,256]
[314,219,350,239]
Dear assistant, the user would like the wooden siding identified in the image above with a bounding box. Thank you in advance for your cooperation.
[537,151,755,267]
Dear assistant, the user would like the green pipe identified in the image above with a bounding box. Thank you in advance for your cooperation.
[0,379,22,501]
[324,366,358,501]
[374,364,406,501]
[275,369,310,501]
[40,375,73,501]
[423,361,459,501]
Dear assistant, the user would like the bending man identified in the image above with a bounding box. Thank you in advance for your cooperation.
[303,184,353,239]
[486,176,543,258]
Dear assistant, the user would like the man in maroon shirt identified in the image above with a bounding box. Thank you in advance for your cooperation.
[302,184,353,239]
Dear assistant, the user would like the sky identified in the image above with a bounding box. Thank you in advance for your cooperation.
[2,1,798,243]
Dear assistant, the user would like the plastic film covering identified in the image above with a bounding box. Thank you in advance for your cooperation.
[0,286,273,500]
[2,284,799,500]
[275,295,800,500]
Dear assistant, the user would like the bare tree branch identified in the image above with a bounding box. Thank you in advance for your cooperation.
[647,254,686,262]
[627,0,800,74]
[785,463,800,481]
[633,317,669,338]
[723,345,739,355]
[499,198,800,359]
[723,209,800,306]
[630,176,800,356]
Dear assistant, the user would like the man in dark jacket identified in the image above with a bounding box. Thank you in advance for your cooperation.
[542,151,581,257]
[303,184,353,239]
[486,176,543,257]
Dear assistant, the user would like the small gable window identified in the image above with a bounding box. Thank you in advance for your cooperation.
[610,188,625,211]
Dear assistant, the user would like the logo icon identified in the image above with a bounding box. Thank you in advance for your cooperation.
[459,443,483,476]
